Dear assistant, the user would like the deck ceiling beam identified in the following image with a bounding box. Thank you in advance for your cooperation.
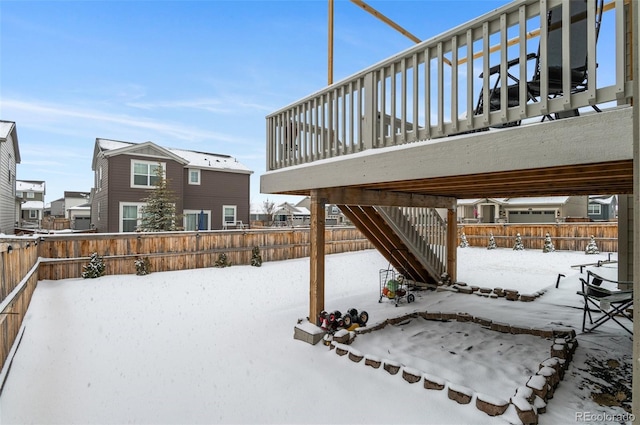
[317,187,456,209]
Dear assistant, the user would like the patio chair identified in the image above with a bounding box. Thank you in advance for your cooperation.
[474,0,604,126]
[577,270,633,335]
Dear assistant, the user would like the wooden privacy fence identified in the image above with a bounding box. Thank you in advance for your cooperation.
[0,239,40,380]
[36,227,374,280]
[458,223,619,252]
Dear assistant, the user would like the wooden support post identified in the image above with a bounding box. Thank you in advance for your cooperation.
[447,208,457,282]
[309,190,327,323]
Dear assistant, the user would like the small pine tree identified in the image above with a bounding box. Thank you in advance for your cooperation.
[459,233,469,248]
[513,233,525,251]
[585,235,600,255]
[139,164,181,232]
[135,257,151,275]
[82,252,106,278]
[250,246,263,267]
[215,252,232,267]
[487,233,497,250]
[542,233,555,253]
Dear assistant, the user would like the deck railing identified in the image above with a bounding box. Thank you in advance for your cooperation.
[266,0,630,171]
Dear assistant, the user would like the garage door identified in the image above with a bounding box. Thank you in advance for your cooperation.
[508,210,556,223]
[74,216,91,230]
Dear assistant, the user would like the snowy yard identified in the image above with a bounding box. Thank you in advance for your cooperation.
[0,247,633,424]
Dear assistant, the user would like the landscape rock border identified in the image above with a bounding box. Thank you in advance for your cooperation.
[439,280,546,303]
[329,311,577,424]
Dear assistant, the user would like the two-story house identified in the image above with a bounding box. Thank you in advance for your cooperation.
[90,139,253,232]
[0,121,21,235]
[16,180,46,227]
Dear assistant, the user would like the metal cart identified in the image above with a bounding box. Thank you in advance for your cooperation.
[379,251,416,306]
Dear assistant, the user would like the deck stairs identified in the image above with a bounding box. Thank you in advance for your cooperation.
[339,205,446,285]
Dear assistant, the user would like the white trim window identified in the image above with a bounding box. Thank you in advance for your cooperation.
[188,169,201,185]
[184,209,211,231]
[588,203,602,215]
[29,210,38,219]
[222,205,237,227]
[120,202,146,232]
[26,191,35,199]
[131,160,165,188]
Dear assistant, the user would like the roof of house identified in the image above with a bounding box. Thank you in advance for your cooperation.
[589,195,616,205]
[502,196,570,206]
[68,203,90,210]
[16,180,46,193]
[64,191,90,199]
[457,196,573,207]
[0,121,21,163]
[21,200,44,209]
[94,138,252,174]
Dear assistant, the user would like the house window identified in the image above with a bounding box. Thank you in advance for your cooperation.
[588,204,602,215]
[131,160,164,188]
[188,169,200,185]
[29,210,37,219]
[98,166,103,191]
[16,191,22,198]
[184,210,210,231]
[27,191,34,199]
[223,205,237,226]
[120,202,146,232]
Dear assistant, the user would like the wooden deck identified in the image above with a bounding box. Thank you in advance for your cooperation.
[262,107,633,199]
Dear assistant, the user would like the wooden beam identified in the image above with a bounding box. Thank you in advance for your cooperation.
[309,190,327,323]
[318,187,455,209]
[447,208,457,282]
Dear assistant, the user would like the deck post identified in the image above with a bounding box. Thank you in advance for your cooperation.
[446,208,457,282]
[309,190,327,323]
[362,72,376,150]
[631,0,640,418]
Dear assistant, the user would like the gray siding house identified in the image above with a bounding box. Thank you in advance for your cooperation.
[16,180,46,227]
[90,139,253,233]
[588,195,618,221]
[0,121,20,235]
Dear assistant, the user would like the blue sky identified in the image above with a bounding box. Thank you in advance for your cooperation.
[1,0,513,208]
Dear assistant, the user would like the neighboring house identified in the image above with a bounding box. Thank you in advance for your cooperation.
[588,195,618,221]
[68,203,91,230]
[51,194,86,218]
[49,197,65,217]
[272,202,310,226]
[295,197,350,226]
[16,180,45,227]
[0,121,20,235]
[90,139,253,232]
[457,196,588,223]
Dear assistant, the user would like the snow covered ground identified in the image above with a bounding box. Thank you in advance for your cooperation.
[0,247,633,424]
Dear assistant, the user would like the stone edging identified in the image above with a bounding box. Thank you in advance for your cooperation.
[440,282,546,302]
[328,312,577,425]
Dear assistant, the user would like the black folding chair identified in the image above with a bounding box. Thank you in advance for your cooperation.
[475,0,604,126]
[578,270,633,335]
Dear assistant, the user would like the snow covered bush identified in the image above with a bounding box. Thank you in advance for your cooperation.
[542,233,555,253]
[585,235,600,254]
[82,252,106,279]
[513,233,525,251]
[487,233,497,250]
[135,257,151,275]
[250,246,263,267]
[459,233,469,248]
[215,252,232,268]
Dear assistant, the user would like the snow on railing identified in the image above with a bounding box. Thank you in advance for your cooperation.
[266,0,629,171]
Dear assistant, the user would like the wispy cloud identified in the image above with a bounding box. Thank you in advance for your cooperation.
[126,97,273,114]
[3,98,252,145]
